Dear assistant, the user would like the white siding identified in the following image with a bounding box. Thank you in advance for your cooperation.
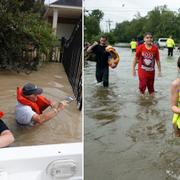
[56,23,75,40]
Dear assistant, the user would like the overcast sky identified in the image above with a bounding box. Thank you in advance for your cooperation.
[85,0,180,31]
[45,0,179,31]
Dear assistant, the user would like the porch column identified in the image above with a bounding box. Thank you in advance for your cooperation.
[52,8,58,35]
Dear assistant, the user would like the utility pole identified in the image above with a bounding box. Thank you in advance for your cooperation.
[106,19,113,32]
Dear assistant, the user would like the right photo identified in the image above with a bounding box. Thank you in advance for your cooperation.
[84,0,180,179]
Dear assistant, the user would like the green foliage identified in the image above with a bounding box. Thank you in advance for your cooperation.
[103,32,116,45]
[113,5,180,43]
[85,9,104,42]
[85,15,101,42]
[90,9,104,22]
[22,13,57,53]
[0,0,57,70]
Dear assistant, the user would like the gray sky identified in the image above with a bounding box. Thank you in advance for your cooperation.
[45,0,179,31]
[85,0,179,31]
[44,0,55,4]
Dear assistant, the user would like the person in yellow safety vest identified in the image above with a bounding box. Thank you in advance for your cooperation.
[166,35,175,56]
[171,57,180,137]
[130,39,137,52]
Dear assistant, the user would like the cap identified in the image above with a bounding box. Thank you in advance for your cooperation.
[22,83,43,96]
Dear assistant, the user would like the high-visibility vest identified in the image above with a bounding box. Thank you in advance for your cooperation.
[166,38,175,48]
[130,41,137,49]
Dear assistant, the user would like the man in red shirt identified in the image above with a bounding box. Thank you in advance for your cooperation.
[132,32,161,96]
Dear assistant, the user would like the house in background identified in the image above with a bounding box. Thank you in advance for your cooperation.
[43,0,82,110]
[44,0,82,40]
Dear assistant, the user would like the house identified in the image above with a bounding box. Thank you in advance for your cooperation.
[44,0,82,40]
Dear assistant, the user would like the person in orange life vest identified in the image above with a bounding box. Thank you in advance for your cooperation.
[0,111,15,148]
[15,83,67,126]
[132,32,161,96]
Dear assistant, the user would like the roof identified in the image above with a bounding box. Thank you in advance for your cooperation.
[51,0,82,7]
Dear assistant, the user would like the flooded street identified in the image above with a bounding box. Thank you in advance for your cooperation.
[0,63,81,146]
[85,47,180,180]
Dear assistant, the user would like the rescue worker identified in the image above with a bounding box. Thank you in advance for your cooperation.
[130,39,137,52]
[166,35,175,56]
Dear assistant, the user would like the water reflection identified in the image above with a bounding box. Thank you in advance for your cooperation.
[85,48,180,180]
[89,85,122,125]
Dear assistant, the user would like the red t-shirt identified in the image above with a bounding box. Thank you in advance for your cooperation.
[136,44,159,78]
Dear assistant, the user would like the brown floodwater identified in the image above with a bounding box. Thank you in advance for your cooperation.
[85,47,180,180]
[0,62,81,147]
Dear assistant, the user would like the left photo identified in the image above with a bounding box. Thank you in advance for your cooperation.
[0,0,82,179]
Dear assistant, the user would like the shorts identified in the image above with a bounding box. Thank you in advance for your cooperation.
[139,75,154,94]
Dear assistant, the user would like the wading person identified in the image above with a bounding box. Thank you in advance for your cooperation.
[171,57,180,137]
[166,35,175,56]
[15,83,67,126]
[130,39,137,52]
[132,32,161,96]
[87,35,110,87]
[0,112,15,148]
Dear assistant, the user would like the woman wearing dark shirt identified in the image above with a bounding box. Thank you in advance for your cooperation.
[0,119,14,148]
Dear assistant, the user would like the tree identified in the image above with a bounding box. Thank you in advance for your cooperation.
[112,5,180,43]
[85,9,104,42]
[0,0,57,70]
[104,32,116,45]
[20,0,45,15]
[90,9,104,22]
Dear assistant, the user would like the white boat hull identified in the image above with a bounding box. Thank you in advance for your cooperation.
[0,143,82,180]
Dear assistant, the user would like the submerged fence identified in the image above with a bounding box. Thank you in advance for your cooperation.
[61,18,82,110]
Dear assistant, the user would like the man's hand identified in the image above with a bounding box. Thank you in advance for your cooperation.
[49,100,57,108]
[111,62,116,68]
[87,41,98,53]
[57,100,68,111]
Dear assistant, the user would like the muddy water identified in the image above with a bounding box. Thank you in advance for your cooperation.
[85,48,180,180]
[0,63,81,146]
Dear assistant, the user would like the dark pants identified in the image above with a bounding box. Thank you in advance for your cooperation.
[168,47,173,56]
[132,49,136,52]
[96,66,109,87]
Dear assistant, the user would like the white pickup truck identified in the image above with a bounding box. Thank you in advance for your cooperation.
[157,38,168,48]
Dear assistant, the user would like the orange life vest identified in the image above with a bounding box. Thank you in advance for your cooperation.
[0,111,4,118]
[17,87,50,114]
